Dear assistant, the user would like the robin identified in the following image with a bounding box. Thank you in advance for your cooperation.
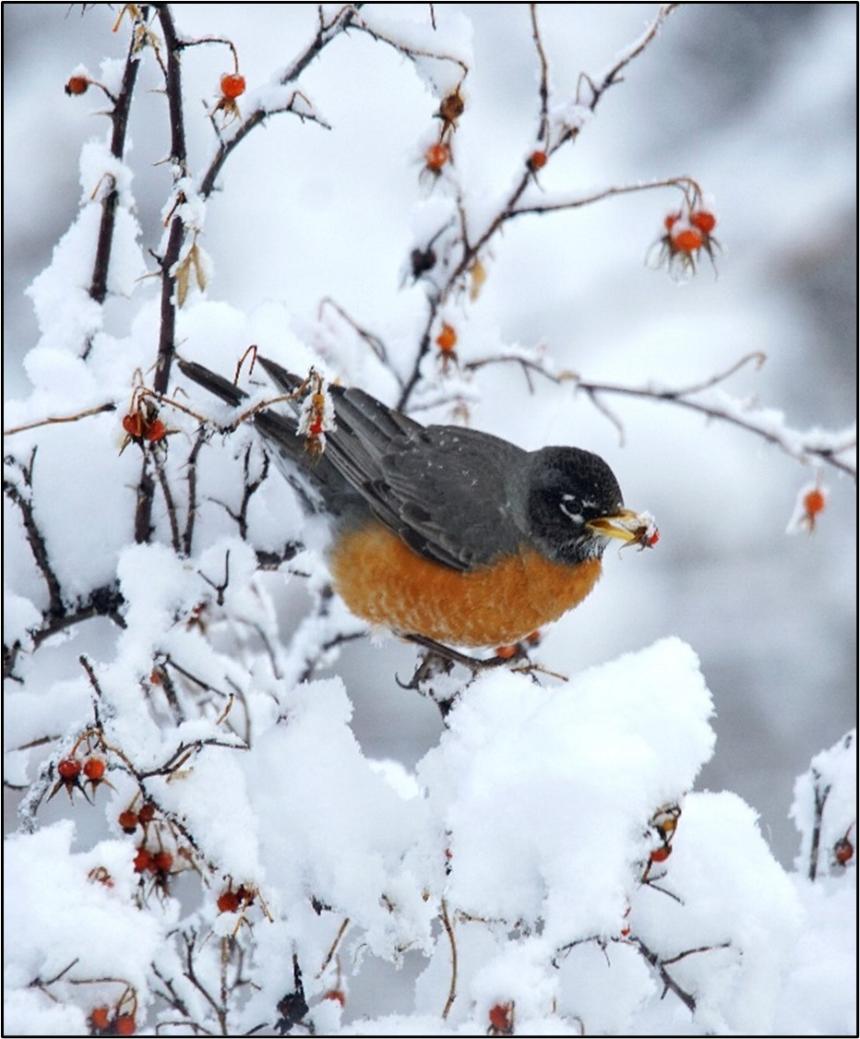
[178,356,655,649]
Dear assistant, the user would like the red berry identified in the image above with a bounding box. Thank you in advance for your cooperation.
[122,412,143,438]
[217,889,242,913]
[115,1013,136,1036]
[528,149,548,170]
[494,644,518,660]
[309,416,324,437]
[65,75,89,96]
[152,850,173,873]
[324,989,346,1007]
[649,845,672,863]
[436,323,457,352]
[138,802,156,824]
[671,228,704,253]
[83,757,106,781]
[690,209,716,234]
[220,73,246,99]
[620,925,631,937]
[425,142,450,172]
[646,529,660,547]
[804,488,826,517]
[144,418,167,443]
[58,758,81,780]
[90,1006,111,1031]
[488,1002,513,1033]
[118,810,139,834]
[133,848,152,873]
[834,837,854,865]
[664,211,681,232]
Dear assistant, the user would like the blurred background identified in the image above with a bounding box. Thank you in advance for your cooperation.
[3,3,856,868]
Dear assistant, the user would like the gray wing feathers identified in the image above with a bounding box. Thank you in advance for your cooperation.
[182,355,525,572]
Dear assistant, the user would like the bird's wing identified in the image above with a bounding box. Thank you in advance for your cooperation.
[258,357,524,571]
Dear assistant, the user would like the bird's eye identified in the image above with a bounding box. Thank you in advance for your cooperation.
[559,495,583,523]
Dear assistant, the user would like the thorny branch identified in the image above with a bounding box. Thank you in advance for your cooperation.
[460,349,856,477]
[808,769,832,882]
[198,4,362,199]
[396,3,680,409]
[85,4,150,347]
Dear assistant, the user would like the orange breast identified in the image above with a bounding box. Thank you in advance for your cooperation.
[328,522,602,647]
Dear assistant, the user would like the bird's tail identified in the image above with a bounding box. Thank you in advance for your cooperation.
[177,357,346,514]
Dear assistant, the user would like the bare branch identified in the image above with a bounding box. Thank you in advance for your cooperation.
[440,899,458,1019]
[199,5,361,199]
[86,4,150,330]
[3,402,117,437]
[529,4,550,142]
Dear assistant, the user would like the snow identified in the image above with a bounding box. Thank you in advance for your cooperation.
[4,5,855,1036]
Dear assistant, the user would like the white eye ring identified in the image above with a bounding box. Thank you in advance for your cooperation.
[559,500,584,523]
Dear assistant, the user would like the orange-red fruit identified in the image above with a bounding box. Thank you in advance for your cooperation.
[220,73,246,99]
[650,845,672,863]
[488,1003,513,1032]
[309,416,324,437]
[65,75,89,96]
[152,850,173,873]
[664,211,681,232]
[90,1006,111,1031]
[58,757,81,780]
[118,810,139,833]
[138,802,156,824]
[425,142,450,172]
[690,209,716,234]
[144,418,167,443]
[804,489,826,516]
[436,323,457,352]
[217,889,242,913]
[324,989,346,1007]
[115,1013,136,1036]
[122,413,143,438]
[646,529,660,547]
[528,150,548,170]
[133,848,152,873]
[620,925,631,937]
[671,227,704,253]
[494,644,518,660]
[834,837,854,865]
[84,757,106,781]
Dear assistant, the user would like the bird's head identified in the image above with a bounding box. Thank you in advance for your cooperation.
[525,446,654,564]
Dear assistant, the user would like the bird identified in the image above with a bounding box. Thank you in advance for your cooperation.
[177,356,655,650]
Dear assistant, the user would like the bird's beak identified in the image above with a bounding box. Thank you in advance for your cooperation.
[586,508,649,543]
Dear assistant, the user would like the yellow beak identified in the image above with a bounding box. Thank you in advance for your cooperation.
[586,508,647,543]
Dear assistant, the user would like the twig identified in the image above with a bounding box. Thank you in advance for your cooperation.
[529,4,550,142]
[660,941,731,967]
[808,769,832,881]
[86,4,150,327]
[440,898,458,1020]
[153,3,188,397]
[350,13,469,81]
[318,296,396,377]
[182,428,207,556]
[633,937,696,1014]
[3,451,64,618]
[397,6,682,411]
[154,451,182,553]
[510,176,701,219]
[199,5,362,199]
[3,402,117,436]
[317,917,350,978]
